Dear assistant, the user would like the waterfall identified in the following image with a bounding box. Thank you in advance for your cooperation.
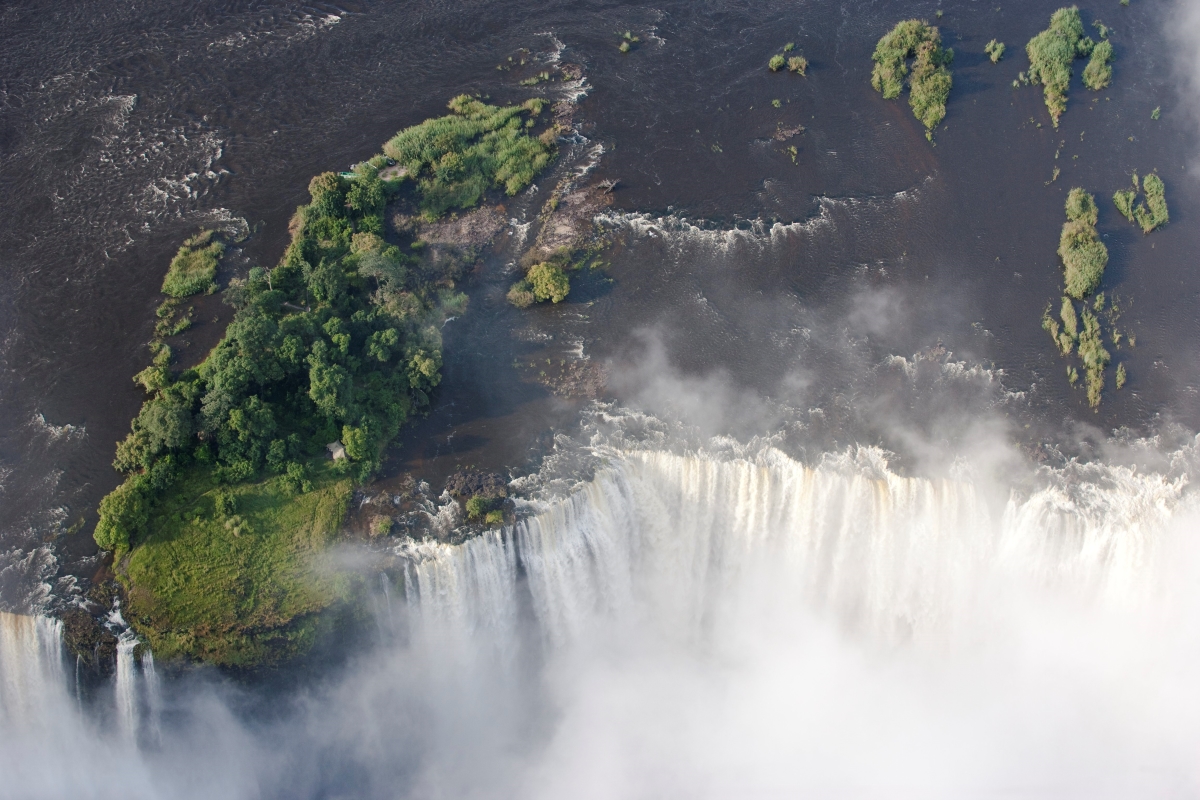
[113,630,139,742]
[0,612,66,730]
[141,650,162,745]
[405,447,1189,649]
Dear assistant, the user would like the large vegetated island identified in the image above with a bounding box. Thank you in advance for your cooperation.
[95,95,556,667]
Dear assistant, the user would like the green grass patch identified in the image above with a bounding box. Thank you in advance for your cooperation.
[122,465,352,666]
[162,231,223,298]
[382,95,554,219]
[871,19,954,137]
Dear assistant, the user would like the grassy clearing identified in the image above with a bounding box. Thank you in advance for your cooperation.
[123,465,352,666]
[1025,7,1098,126]
[871,20,954,137]
[383,95,553,219]
[162,230,223,298]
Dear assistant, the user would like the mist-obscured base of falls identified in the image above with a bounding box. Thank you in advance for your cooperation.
[3,435,1199,798]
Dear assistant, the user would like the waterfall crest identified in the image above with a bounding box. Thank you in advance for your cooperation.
[0,612,66,730]
[405,447,1192,648]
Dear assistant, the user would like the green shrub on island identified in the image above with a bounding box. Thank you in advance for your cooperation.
[1115,362,1127,389]
[162,230,223,297]
[1082,39,1113,90]
[985,39,1006,63]
[527,262,570,303]
[94,98,558,665]
[769,54,786,71]
[870,20,954,136]
[383,95,553,219]
[1058,188,1107,299]
[506,280,536,308]
[1025,7,1099,126]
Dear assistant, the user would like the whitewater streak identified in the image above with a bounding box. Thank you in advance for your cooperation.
[2,444,1198,797]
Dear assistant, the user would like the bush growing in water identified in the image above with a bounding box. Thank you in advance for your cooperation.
[769,54,785,72]
[1141,174,1169,230]
[527,262,570,303]
[1112,172,1169,233]
[985,39,1006,63]
[1025,7,1102,126]
[1058,188,1107,299]
[1082,39,1113,90]
[870,20,954,136]
[506,280,536,308]
[162,230,223,297]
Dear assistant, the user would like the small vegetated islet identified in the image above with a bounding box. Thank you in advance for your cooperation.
[769,43,808,76]
[96,95,556,665]
[162,230,224,297]
[1058,187,1107,299]
[1025,7,1110,126]
[870,19,954,138]
[1113,171,1168,233]
[985,39,1006,63]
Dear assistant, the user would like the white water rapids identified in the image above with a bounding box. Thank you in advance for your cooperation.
[1,444,1199,797]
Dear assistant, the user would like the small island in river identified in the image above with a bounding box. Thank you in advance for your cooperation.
[93,95,560,667]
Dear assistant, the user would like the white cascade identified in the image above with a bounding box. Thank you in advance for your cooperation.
[140,649,162,744]
[113,629,139,742]
[0,611,67,730]
[406,447,1188,647]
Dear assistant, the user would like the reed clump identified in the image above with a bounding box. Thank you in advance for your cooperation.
[162,230,223,298]
[985,39,1006,63]
[871,20,954,136]
[1113,172,1168,233]
[1058,188,1107,299]
[1082,39,1113,90]
[1025,7,1099,126]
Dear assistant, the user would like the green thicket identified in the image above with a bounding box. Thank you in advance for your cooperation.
[870,20,954,137]
[97,96,557,664]
[1043,292,1122,409]
[985,39,1006,63]
[382,95,552,219]
[162,230,223,297]
[1115,172,1169,233]
[1025,7,1100,126]
[1082,39,1113,90]
[1058,188,1108,299]
[507,246,584,308]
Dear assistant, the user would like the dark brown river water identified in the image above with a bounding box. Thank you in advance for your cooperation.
[1,0,1197,609]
